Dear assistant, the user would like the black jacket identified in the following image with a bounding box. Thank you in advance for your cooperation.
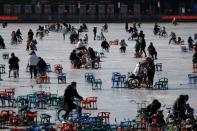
[93,27,97,34]
[140,39,146,49]
[63,85,83,106]
[0,37,5,48]
[193,53,197,63]
[148,45,156,54]
[69,51,79,61]
[101,41,110,48]
[88,48,96,60]
[37,59,47,70]
[9,56,20,69]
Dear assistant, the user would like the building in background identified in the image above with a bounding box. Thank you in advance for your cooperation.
[0,0,196,22]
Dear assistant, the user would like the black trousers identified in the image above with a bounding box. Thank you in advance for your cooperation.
[140,48,147,57]
[94,33,96,40]
[148,72,155,85]
[64,102,82,119]
[30,65,37,78]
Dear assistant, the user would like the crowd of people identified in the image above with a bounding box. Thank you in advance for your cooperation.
[125,23,154,59]
[4,22,196,87]
[1,21,196,129]
[69,47,100,69]
[10,29,23,44]
[8,50,47,79]
[3,21,196,80]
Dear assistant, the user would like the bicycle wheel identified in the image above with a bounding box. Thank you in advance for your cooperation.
[128,79,139,89]
[93,62,99,69]
[57,109,66,122]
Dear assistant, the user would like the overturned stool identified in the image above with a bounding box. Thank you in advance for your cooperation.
[155,63,162,71]
[58,73,66,84]
[2,53,9,59]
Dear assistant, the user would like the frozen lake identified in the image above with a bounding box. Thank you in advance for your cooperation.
[0,23,197,124]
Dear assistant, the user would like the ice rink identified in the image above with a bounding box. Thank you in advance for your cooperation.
[0,22,197,124]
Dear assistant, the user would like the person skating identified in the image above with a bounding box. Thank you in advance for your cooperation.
[148,42,157,59]
[8,53,20,78]
[28,51,39,79]
[140,37,147,57]
[188,36,194,50]
[93,27,97,40]
[0,35,6,49]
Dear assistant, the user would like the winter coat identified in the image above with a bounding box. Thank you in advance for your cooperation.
[193,53,197,63]
[88,48,96,60]
[135,41,140,52]
[120,41,127,47]
[146,99,161,116]
[148,45,156,54]
[69,51,79,61]
[9,56,20,70]
[173,95,189,117]
[63,85,83,106]
[37,59,47,71]
[101,41,110,48]
[29,54,39,66]
[140,39,146,49]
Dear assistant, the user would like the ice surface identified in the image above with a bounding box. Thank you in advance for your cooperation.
[0,23,197,124]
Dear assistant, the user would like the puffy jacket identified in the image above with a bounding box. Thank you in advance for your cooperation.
[63,85,83,105]
[29,54,38,66]
[9,56,20,69]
